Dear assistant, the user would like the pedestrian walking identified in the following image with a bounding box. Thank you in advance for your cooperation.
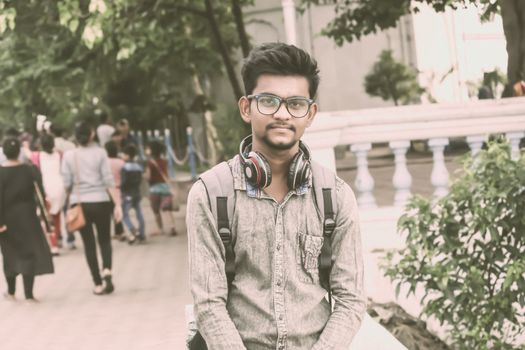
[29,134,66,256]
[120,144,145,244]
[145,140,177,236]
[61,121,122,295]
[187,43,366,349]
[96,111,115,148]
[104,140,126,242]
[0,137,54,302]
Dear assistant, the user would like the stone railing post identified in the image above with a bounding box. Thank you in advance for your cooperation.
[428,138,449,198]
[350,143,376,208]
[505,131,525,160]
[389,140,412,207]
[466,135,485,157]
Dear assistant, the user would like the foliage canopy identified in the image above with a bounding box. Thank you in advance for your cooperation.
[364,50,424,105]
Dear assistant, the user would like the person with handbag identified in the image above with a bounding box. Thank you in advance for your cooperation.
[61,121,123,295]
[0,137,54,302]
[145,140,177,236]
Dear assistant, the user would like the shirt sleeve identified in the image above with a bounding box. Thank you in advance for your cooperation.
[61,151,73,192]
[311,179,367,350]
[100,150,115,188]
[186,180,246,350]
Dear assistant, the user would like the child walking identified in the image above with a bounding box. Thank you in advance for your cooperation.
[145,140,177,236]
[120,144,145,244]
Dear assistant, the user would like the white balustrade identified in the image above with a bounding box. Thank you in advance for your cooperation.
[350,143,376,208]
[389,141,412,207]
[466,135,486,156]
[428,138,450,198]
[505,131,525,160]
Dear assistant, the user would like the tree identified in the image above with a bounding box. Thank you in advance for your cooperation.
[0,0,254,162]
[364,50,424,106]
[300,1,525,96]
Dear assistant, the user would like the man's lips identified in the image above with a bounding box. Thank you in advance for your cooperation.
[267,124,295,131]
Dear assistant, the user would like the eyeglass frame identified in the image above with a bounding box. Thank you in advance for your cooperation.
[246,93,315,118]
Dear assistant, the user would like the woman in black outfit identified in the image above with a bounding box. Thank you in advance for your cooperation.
[0,137,54,302]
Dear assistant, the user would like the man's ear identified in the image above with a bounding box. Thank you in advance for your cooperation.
[238,96,251,124]
[305,103,318,127]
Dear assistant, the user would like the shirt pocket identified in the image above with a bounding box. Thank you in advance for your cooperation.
[296,231,324,284]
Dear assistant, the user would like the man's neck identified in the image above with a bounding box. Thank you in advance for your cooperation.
[252,142,299,181]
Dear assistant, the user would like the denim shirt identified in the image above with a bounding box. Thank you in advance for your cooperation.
[187,155,366,350]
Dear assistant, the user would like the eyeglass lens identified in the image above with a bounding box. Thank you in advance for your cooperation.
[256,95,310,118]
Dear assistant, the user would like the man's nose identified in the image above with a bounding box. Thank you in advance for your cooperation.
[273,102,291,120]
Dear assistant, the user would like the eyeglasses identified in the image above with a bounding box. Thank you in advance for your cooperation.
[247,94,314,118]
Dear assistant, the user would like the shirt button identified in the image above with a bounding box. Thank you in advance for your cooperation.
[279,315,283,320]
[276,280,281,286]
[276,244,281,251]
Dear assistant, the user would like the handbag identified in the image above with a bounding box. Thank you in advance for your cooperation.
[65,151,86,232]
[150,159,180,211]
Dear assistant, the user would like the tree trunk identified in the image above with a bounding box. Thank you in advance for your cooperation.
[204,0,244,101]
[231,0,251,58]
[500,0,525,96]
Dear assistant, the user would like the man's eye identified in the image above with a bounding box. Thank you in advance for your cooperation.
[259,97,279,107]
[287,99,308,109]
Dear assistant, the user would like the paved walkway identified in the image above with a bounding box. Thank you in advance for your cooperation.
[0,205,192,350]
[0,145,469,349]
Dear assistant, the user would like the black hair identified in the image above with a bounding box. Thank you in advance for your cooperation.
[2,137,20,160]
[5,127,20,139]
[123,144,137,159]
[41,134,55,154]
[50,124,64,137]
[148,140,165,158]
[241,42,320,99]
[74,121,94,146]
[105,140,119,158]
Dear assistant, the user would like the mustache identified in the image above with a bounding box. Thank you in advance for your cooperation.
[266,123,296,131]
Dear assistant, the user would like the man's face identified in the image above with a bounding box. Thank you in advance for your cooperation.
[239,74,317,152]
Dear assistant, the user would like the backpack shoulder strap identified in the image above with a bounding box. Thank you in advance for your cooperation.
[311,161,338,304]
[199,161,235,286]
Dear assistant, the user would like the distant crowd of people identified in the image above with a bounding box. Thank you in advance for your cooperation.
[0,114,178,300]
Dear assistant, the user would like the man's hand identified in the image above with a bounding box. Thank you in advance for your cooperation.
[0,225,7,233]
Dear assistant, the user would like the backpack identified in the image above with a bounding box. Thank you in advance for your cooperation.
[189,159,338,350]
[199,159,338,301]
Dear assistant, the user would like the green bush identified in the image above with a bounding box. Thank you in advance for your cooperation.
[383,139,525,349]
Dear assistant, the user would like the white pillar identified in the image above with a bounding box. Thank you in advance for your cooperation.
[350,143,376,208]
[428,138,450,198]
[281,0,297,45]
[466,135,485,157]
[389,140,412,207]
[505,131,524,160]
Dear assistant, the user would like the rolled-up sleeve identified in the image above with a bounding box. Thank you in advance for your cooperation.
[186,180,246,350]
[311,180,366,350]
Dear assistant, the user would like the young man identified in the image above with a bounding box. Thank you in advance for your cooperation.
[187,43,366,349]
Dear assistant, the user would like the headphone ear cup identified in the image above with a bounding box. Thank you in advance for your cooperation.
[245,151,272,188]
[288,152,310,189]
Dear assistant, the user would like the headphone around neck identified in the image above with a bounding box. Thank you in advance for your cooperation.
[239,135,312,190]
